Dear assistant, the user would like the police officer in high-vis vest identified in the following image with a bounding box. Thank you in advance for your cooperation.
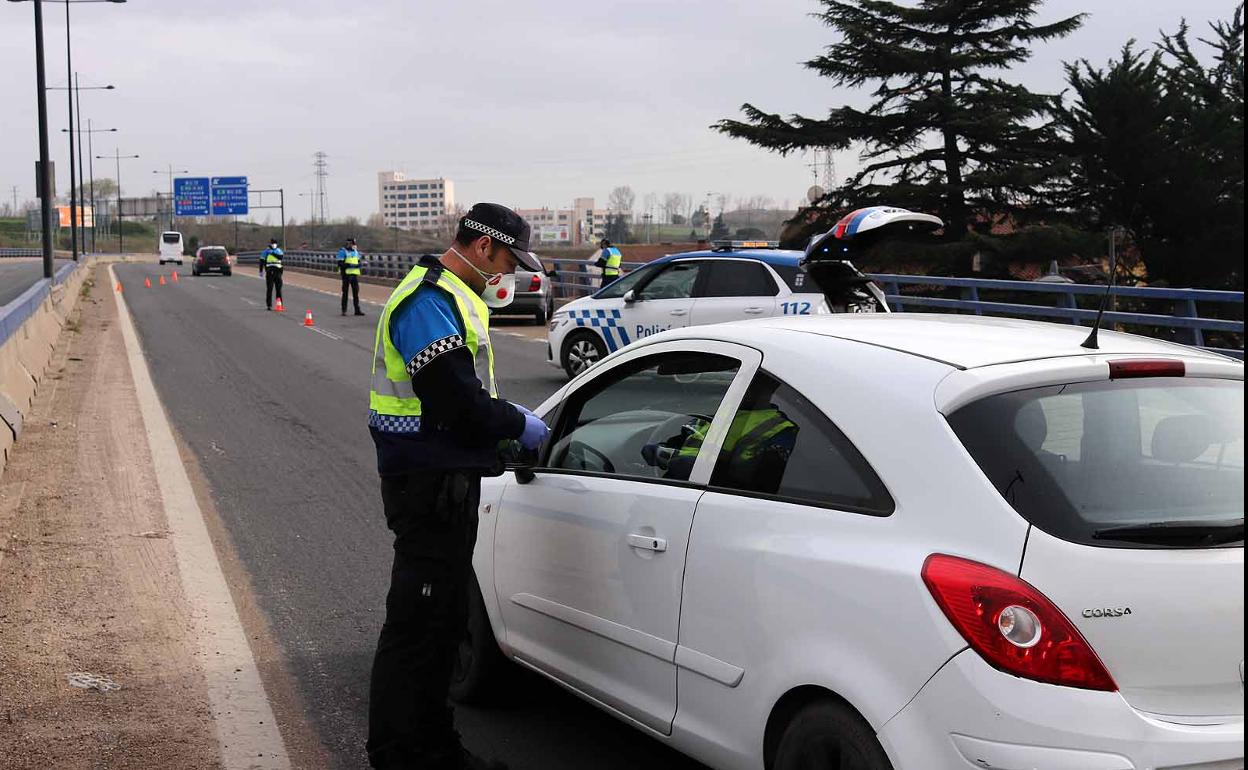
[259,238,284,311]
[337,237,365,316]
[595,238,622,288]
[366,203,549,770]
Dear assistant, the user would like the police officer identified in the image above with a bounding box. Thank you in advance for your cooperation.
[337,237,365,316]
[595,238,622,288]
[366,203,549,770]
[259,238,285,311]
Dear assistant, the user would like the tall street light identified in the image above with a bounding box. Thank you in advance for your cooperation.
[50,79,112,254]
[7,0,126,272]
[97,149,137,253]
[154,165,189,230]
[63,122,116,252]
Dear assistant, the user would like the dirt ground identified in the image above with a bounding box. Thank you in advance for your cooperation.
[0,269,221,769]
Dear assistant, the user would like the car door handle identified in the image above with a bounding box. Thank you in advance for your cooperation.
[627,533,668,552]
[744,307,766,314]
[669,309,687,317]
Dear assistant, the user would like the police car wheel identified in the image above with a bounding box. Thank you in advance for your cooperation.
[772,699,892,770]
[449,576,504,705]
[561,332,607,378]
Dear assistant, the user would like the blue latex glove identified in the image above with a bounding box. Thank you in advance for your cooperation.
[519,413,550,450]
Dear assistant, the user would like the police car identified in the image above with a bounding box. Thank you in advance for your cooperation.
[546,241,888,378]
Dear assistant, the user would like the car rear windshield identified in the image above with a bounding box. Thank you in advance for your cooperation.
[202,248,227,258]
[948,378,1243,548]
[162,233,181,244]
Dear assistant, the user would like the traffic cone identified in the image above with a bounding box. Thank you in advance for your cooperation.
[115,281,123,293]
[159,275,166,286]
[274,297,285,312]
[171,271,179,283]
[303,309,315,327]
[144,277,151,288]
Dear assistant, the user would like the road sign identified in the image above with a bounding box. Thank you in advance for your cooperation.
[174,177,211,216]
[210,176,249,216]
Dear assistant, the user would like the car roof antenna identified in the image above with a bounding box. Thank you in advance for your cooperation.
[1081,228,1120,350]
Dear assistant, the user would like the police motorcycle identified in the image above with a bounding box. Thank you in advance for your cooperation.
[802,205,944,313]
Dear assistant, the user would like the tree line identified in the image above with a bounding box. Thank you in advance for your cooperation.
[715,0,1245,289]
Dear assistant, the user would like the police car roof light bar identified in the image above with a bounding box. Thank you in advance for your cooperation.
[711,240,780,251]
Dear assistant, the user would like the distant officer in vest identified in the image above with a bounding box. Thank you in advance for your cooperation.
[337,237,365,316]
[595,238,622,288]
[259,238,285,311]
[366,202,549,770]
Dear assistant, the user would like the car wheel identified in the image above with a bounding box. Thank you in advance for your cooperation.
[561,331,607,379]
[772,700,893,770]
[449,576,504,705]
[534,303,549,326]
[192,268,198,276]
[223,269,232,277]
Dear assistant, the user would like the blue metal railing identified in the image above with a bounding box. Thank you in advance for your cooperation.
[238,251,1244,359]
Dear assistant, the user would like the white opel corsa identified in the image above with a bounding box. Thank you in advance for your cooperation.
[458,313,1244,770]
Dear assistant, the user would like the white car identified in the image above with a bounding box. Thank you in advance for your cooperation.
[458,313,1244,770]
[546,244,887,378]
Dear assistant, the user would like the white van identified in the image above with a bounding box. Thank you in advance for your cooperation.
[159,231,184,265]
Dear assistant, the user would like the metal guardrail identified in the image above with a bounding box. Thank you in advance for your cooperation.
[0,247,42,258]
[239,251,1244,359]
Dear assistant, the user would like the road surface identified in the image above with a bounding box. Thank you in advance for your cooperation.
[114,262,707,770]
[0,258,72,307]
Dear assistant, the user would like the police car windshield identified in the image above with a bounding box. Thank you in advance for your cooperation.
[596,264,655,299]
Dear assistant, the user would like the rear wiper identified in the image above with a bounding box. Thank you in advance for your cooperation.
[1093,518,1245,545]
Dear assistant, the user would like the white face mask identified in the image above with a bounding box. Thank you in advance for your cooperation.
[450,246,516,309]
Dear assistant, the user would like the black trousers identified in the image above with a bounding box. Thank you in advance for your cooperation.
[264,268,284,308]
[600,272,618,288]
[368,471,481,770]
[342,274,361,313]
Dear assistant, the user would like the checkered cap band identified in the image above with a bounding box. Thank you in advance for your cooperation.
[368,410,422,433]
[461,219,516,246]
[406,334,465,377]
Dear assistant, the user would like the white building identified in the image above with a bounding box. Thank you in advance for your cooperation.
[517,197,618,247]
[378,172,455,231]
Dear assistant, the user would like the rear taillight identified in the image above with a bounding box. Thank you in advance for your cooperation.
[922,554,1117,691]
[528,275,542,292]
[1109,359,1185,379]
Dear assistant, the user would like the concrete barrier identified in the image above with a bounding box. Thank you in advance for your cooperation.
[0,259,89,475]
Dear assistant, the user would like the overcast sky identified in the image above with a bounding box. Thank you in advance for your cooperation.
[0,0,1236,222]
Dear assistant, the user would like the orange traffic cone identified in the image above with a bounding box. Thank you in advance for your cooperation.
[274,297,285,312]
[144,277,151,288]
[171,271,179,283]
[115,281,123,293]
[303,309,315,327]
[159,275,166,286]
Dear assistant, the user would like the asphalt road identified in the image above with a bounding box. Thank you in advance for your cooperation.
[114,262,708,770]
[0,259,72,306]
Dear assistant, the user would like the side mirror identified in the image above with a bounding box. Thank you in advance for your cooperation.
[515,467,537,484]
[623,289,636,303]
[545,269,559,279]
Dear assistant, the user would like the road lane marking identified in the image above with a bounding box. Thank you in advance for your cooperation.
[309,327,343,341]
[109,265,291,770]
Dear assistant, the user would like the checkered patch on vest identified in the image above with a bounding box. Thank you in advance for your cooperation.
[406,334,466,377]
[368,410,422,433]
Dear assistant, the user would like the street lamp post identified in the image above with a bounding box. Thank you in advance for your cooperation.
[98,149,138,252]
[154,164,189,230]
[65,122,116,252]
[8,0,126,274]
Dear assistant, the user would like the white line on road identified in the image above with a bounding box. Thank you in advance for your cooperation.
[309,326,343,341]
[109,265,290,770]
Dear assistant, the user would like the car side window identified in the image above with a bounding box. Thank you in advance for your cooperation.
[638,262,701,300]
[709,373,894,515]
[698,261,780,298]
[546,352,740,483]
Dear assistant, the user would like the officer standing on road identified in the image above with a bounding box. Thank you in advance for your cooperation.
[260,238,285,311]
[595,237,622,288]
[337,237,366,316]
[366,202,550,770]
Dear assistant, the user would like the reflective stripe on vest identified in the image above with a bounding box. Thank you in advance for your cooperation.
[604,248,622,277]
[369,262,495,429]
[265,249,283,268]
[343,251,361,276]
[677,410,794,463]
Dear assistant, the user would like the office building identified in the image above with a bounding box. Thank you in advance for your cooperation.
[378,172,455,231]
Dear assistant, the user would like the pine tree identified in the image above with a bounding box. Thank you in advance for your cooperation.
[714,0,1083,239]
